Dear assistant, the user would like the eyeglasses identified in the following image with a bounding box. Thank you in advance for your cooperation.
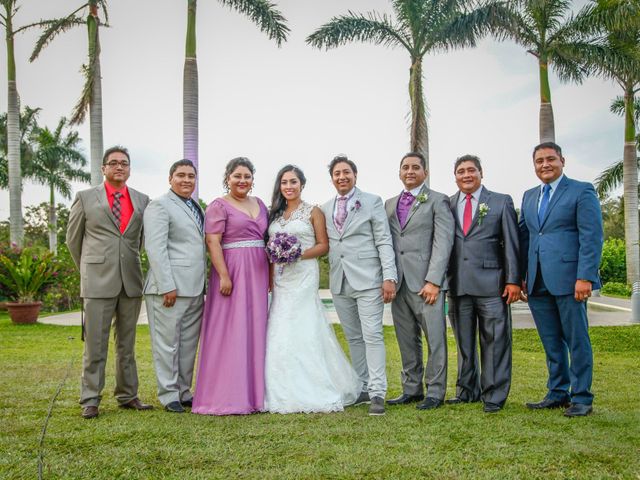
[104,161,130,168]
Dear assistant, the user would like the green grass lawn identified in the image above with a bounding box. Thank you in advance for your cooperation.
[1,314,638,479]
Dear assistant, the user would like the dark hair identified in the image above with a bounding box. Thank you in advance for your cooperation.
[454,154,482,173]
[400,152,426,170]
[268,165,307,225]
[223,157,255,192]
[102,145,130,165]
[328,155,358,176]
[169,159,197,177]
[533,142,562,159]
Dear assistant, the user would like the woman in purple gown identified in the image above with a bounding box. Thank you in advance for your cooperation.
[192,157,269,415]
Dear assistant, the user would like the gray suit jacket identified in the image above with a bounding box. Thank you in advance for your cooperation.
[385,185,454,292]
[321,188,397,295]
[448,187,520,297]
[67,183,149,299]
[143,190,206,297]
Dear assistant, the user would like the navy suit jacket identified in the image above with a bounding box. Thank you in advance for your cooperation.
[518,175,603,296]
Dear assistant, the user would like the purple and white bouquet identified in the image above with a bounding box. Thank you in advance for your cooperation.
[266,232,302,269]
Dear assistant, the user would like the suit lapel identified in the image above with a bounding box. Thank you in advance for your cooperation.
[451,191,463,233]
[389,194,401,230]
[339,188,361,237]
[540,176,568,228]
[402,185,427,230]
[123,188,140,236]
[94,184,121,233]
[169,190,202,232]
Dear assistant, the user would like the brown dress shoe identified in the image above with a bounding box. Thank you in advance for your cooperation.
[81,406,99,419]
[119,398,154,410]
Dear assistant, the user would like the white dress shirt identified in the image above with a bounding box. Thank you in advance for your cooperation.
[457,185,483,225]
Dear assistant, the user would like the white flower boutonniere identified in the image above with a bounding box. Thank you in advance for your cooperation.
[477,203,490,224]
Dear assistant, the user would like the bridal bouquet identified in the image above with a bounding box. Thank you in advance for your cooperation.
[266,232,303,268]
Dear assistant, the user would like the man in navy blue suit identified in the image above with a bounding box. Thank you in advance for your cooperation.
[519,142,603,417]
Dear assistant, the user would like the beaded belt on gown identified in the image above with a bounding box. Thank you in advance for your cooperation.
[221,240,265,250]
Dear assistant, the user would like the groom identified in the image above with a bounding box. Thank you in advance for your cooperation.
[322,155,397,416]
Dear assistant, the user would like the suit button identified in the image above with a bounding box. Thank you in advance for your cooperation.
[400,251,404,255]
[121,254,124,258]
[339,239,342,242]
[400,233,404,237]
[340,254,344,258]
[539,232,543,236]
[464,258,468,261]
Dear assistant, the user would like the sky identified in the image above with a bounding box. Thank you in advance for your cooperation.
[0,0,624,220]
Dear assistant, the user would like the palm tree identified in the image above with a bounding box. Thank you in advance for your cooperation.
[30,0,108,186]
[0,106,40,189]
[496,0,613,143]
[595,97,640,199]
[29,117,89,253]
[581,0,640,284]
[306,0,512,177]
[183,0,289,197]
[1,1,43,246]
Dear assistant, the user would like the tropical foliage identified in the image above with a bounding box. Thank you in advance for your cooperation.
[30,0,108,186]
[0,106,40,189]
[0,246,57,302]
[307,0,512,177]
[29,117,90,253]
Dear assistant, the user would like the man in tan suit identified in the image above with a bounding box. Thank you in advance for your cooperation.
[67,146,153,419]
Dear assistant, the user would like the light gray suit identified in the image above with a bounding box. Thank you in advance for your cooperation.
[448,187,519,405]
[67,183,149,407]
[321,188,397,399]
[385,185,454,400]
[143,190,206,406]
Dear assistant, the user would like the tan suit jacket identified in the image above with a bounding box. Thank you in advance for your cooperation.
[67,183,150,298]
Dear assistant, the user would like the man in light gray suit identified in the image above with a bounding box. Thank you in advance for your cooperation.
[385,152,454,411]
[321,155,397,416]
[67,146,152,419]
[144,159,206,413]
[447,155,520,413]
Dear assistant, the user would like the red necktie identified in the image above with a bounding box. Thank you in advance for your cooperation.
[462,193,472,235]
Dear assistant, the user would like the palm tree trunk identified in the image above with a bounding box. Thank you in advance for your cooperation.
[88,3,104,186]
[539,57,555,143]
[48,183,57,254]
[409,56,429,184]
[183,0,199,199]
[623,86,639,284]
[5,7,23,247]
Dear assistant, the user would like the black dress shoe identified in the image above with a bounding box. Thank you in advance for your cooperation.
[526,398,570,410]
[181,399,193,408]
[369,396,385,416]
[483,402,502,413]
[165,401,185,413]
[81,406,99,419]
[564,403,593,417]
[416,397,443,410]
[119,398,154,411]
[445,397,475,405]
[386,393,424,405]
[353,391,370,406]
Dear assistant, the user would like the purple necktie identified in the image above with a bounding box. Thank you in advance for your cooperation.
[397,191,414,227]
[334,196,348,232]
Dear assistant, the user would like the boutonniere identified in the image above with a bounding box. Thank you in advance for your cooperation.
[477,203,490,224]
[415,193,428,204]
[352,200,362,211]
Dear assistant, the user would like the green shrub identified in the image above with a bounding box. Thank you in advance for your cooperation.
[42,244,81,312]
[600,238,626,284]
[319,254,330,289]
[601,282,632,298]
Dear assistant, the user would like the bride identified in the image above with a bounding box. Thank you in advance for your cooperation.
[264,165,362,413]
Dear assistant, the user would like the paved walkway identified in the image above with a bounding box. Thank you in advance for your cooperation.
[39,291,636,328]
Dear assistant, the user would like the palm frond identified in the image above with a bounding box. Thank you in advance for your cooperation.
[29,15,85,61]
[610,95,640,122]
[595,159,629,198]
[307,11,409,51]
[70,60,96,125]
[218,0,289,46]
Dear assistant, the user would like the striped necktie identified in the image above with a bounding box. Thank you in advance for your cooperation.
[186,199,203,232]
[112,192,122,227]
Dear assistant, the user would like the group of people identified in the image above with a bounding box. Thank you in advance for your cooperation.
[66,141,603,420]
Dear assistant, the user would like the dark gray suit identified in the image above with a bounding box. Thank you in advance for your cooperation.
[385,185,454,400]
[447,187,519,406]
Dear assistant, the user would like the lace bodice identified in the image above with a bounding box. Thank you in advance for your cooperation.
[268,202,316,251]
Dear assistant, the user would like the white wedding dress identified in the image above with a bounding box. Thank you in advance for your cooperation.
[264,202,362,413]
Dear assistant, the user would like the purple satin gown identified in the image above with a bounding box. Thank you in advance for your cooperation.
[192,198,269,415]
